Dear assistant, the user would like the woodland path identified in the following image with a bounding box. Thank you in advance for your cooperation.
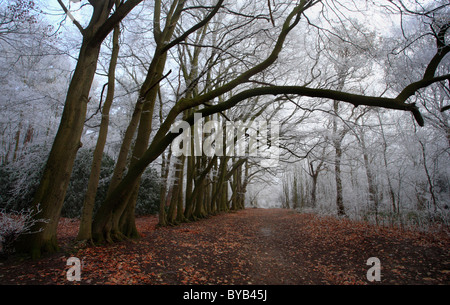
[0,208,449,284]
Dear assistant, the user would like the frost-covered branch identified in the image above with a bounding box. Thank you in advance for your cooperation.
[57,0,85,34]
[0,205,48,255]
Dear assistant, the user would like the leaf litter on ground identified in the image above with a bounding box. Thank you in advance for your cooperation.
[0,208,449,285]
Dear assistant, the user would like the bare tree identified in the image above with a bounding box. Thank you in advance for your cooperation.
[17,0,144,257]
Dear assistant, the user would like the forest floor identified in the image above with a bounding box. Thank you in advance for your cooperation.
[0,208,449,285]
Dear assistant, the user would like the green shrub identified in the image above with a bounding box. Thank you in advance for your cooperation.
[136,167,160,216]
[61,148,116,218]
[1,146,160,219]
[62,149,160,218]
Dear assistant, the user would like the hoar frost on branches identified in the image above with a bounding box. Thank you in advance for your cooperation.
[0,204,48,256]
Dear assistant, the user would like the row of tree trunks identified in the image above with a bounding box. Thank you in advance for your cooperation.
[91,0,188,243]
[160,152,248,227]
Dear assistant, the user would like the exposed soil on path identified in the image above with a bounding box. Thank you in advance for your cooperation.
[1,208,449,285]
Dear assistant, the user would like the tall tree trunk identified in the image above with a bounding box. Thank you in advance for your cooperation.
[360,132,379,223]
[119,197,139,238]
[92,0,185,241]
[16,40,102,257]
[183,110,196,219]
[191,155,217,219]
[308,153,324,208]
[77,23,120,242]
[115,51,169,232]
[418,139,437,213]
[15,0,143,257]
[230,162,243,211]
[311,173,318,208]
[212,157,228,212]
[282,174,290,209]
[377,112,397,214]
[334,143,345,216]
[176,162,187,223]
[209,159,218,214]
[158,144,171,226]
[333,101,346,217]
[168,155,185,225]
[239,159,249,210]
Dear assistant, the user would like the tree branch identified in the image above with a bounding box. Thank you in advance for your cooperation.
[423,22,450,80]
[174,1,309,113]
[267,0,275,26]
[441,105,450,112]
[397,74,450,102]
[161,0,225,53]
[91,0,143,45]
[193,85,426,126]
[57,0,85,34]
[153,0,162,40]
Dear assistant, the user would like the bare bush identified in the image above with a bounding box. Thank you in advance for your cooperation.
[0,205,48,256]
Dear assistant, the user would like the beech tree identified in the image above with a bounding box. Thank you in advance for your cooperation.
[17,0,145,257]
[91,0,226,243]
[77,7,121,242]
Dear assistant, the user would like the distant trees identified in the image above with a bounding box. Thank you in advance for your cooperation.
[278,1,449,227]
[0,0,68,164]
